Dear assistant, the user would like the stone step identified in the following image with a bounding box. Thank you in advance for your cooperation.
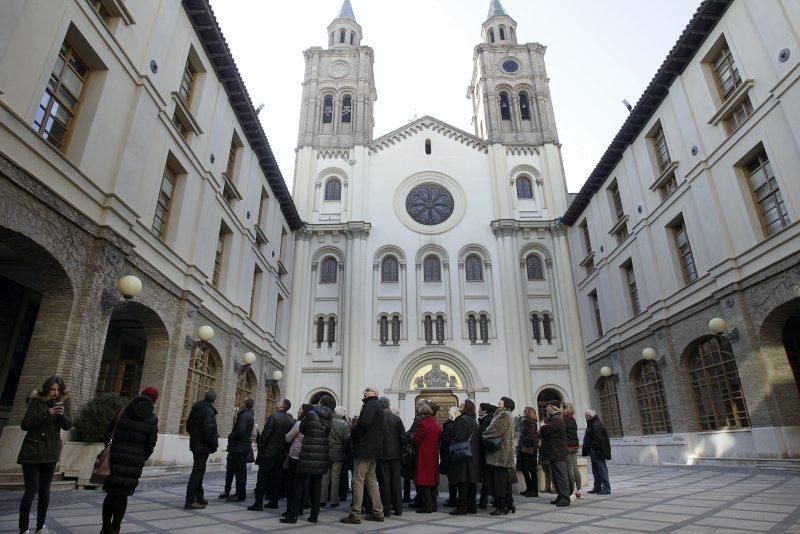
[0,479,76,492]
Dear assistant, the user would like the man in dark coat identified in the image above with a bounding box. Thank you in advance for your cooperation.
[477,402,496,509]
[540,403,569,507]
[340,387,384,524]
[249,399,294,510]
[184,390,219,509]
[582,410,612,494]
[220,398,254,502]
[377,397,405,517]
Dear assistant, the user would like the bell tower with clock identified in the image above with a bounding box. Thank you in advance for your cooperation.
[468,0,559,146]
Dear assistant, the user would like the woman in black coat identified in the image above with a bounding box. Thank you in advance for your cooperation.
[282,403,331,523]
[477,402,496,509]
[517,407,539,497]
[101,388,159,534]
[447,400,480,515]
[440,408,458,507]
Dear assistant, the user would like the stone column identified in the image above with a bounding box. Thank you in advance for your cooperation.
[285,230,311,404]
[344,223,370,411]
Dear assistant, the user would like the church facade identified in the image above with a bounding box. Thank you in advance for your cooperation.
[286,0,590,421]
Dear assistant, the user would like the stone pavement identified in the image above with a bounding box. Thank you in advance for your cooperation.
[1,464,800,533]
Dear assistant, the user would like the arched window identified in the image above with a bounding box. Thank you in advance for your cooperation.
[526,254,543,279]
[339,29,345,43]
[467,314,477,344]
[320,257,337,283]
[499,26,506,40]
[324,178,341,201]
[424,316,433,344]
[517,176,534,199]
[689,337,749,430]
[489,28,495,43]
[181,345,220,433]
[499,92,511,121]
[479,314,489,343]
[531,313,541,344]
[598,377,623,437]
[423,255,441,282]
[425,139,431,155]
[465,254,483,281]
[322,94,333,124]
[316,317,325,347]
[341,95,352,123]
[537,388,562,422]
[264,382,279,419]
[634,360,672,434]
[435,315,445,344]
[543,313,553,343]
[391,315,400,345]
[350,31,355,45]
[381,255,399,282]
[519,92,531,120]
[379,316,388,345]
[235,368,256,409]
[327,316,336,347]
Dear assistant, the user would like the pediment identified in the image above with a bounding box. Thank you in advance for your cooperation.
[369,116,487,155]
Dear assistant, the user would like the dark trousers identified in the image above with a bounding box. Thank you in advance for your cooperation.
[520,451,538,494]
[19,462,56,531]
[447,483,457,504]
[185,452,209,502]
[339,464,350,501]
[224,451,248,498]
[490,465,511,501]
[284,459,299,516]
[102,493,128,530]
[417,485,435,513]
[254,456,282,506]
[550,460,570,501]
[456,482,476,510]
[377,459,402,515]
[403,477,411,501]
[589,450,611,492]
[289,472,321,519]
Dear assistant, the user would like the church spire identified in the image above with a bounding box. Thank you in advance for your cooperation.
[486,0,508,20]
[336,0,356,22]
[327,0,362,49]
[481,0,517,45]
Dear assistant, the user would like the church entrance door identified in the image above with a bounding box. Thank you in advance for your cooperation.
[415,391,458,429]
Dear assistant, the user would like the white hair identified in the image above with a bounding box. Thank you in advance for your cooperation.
[449,406,460,420]
[334,406,347,417]
[585,409,597,418]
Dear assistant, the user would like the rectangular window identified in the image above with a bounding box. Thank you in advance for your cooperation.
[579,220,592,254]
[658,172,678,201]
[172,111,191,140]
[225,133,242,180]
[275,294,285,342]
[609,181,624,221]
[744,149,790,237]
[652,125,672,173]
[589,290,603,338]
[249,266,262,319]
[152,164,177,239]
[178,58,197,104]
[723,98,753,135]
[88,0,114,25]
[212,226,229,288]
[622,260,641,315]
[712,43,742,100]
[33,42,90,151]
[670,216,698,284]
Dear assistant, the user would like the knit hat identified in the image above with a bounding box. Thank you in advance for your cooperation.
[141,387,159,403]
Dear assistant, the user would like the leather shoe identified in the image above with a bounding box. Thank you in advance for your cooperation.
[218,493,229,499]
[587,489,599,494]
[264,501,279,509]
[598,490,611,495]
[364,514,384,522]
[279,517,297,524]
[339,514,361,524]
[307,516,318,523]
[246,504,263,511]
[550,498,560,504]
[556,500,570,507]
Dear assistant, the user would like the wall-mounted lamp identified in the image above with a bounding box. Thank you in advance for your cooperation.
[708,317,740,342]
[600,365,614,378]
[265,369,283,388]
[642,347,657,361]
[101,275,143,309]
[234,351,257,375]
[185,325,214,350]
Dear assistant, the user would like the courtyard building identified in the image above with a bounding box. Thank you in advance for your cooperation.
[563,0,800,466]
[0,0,300,470]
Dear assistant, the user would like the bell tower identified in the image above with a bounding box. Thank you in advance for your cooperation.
[468,0,558,146]
[296,0,376,149]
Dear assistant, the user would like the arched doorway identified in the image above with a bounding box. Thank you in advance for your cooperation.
[410,363,462,428]
[758,297,800,423]
[782,310,800,395]
[309,389,336,406]
[537,387,563,422]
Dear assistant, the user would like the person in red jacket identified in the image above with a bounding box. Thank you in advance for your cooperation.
[412,403,441,513]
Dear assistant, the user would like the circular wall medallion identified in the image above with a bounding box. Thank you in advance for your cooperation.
[502,59,519,73]
[328,61,350,79]
[405,183,454,226]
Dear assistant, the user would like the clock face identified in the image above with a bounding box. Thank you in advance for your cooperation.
[502,59,519,73]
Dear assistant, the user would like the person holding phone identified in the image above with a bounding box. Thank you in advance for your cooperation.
[17,375,72,534]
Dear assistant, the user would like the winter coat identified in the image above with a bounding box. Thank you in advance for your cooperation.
[564,414,580,452]
[351,396,384,459]
[17,391,72,465]
[186,400,218,455]
[103,396,158,496]
[286,421,303,460]
[440,419,455,476]
[412,415,441,486]
[328,412,351,463]
[257,410,295,464]
[446,413,480,485]
[517,416,538,471]
[381,410,405,461]
[582,415,612,460]
[477,413,492,471]
[540,412,567,462]
[227,408,254,455]
[482,408,514,469]
[298,406,332,474]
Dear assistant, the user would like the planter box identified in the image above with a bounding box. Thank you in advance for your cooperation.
[60,441,104,488]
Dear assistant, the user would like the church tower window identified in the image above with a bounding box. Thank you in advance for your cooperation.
[324,178,341,201]
[424,316,433,344]
[322,95,334,124]
[489,28,495,43]
[381,255,399,282]
[320,257,337,283]
[436,315,445,344]
[425,139,431,155]
[499,26,506,40]
[517,176,533,199]
[423,255,441,282]
[499,92,511,121]
[339,29,346,43]
[316,317,325,347]
[467,314,477,344]
[479,314,489,343]
[391,315,400,344]
[531,313,541,344]
[341,95,352,123]
[327,316,336,346]
[519,92,531,120]
[350,32,355,45]
[543,313,554,343]
[526,253,544,280]
[465,254,483,281]
[379,316,388,345]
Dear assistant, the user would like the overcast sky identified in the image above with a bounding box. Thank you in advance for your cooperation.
[212,0,700,193]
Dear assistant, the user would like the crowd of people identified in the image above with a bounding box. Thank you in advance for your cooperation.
[15,376,613,532]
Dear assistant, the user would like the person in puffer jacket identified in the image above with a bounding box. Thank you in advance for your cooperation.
[282,403,331,523]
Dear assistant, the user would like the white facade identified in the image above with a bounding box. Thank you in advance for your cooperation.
[287,1,590,422]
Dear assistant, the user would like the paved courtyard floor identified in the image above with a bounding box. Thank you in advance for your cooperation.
[1,464,799,533]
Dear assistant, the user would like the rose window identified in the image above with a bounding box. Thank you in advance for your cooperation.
[405,184,454,226]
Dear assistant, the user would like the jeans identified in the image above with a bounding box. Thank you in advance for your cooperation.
[550,460,570,501]
[377,459,402,515]
[566,451,581,494]
[102,493,128,530]
[351,458,383,518]
[19,463,56,531]
[186,452,209,502]
[589,450,610,492]
[322,461,343,504]
[290,472,321,519]
[224,451,248,498]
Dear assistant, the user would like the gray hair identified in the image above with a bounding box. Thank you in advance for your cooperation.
[562,401,575,416]
[418,404,433,416]
[379,396,391,409]
[334,406,347,417]
[585,409,597,418]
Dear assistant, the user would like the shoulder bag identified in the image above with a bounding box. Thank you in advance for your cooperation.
[483,435,502,452]
[449,430,474,461]
[90,409,124,485]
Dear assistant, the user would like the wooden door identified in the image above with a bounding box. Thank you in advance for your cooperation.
[415,391,458,429]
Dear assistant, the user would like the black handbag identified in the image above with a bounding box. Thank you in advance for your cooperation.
[483,435,502,452]
[449,431,474,461]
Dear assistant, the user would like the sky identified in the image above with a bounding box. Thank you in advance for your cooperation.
[212,0,701,194]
